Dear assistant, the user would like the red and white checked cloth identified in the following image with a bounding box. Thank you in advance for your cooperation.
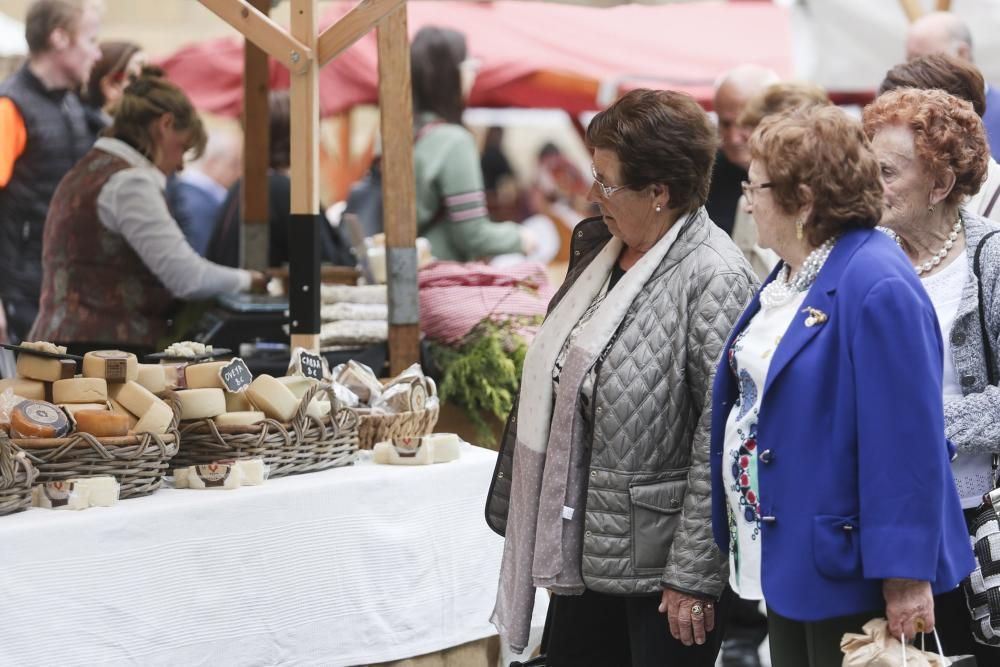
[419,261,557,345]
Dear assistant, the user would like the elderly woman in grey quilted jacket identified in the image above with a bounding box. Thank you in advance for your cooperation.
[865,86,1000,664]
[485,88,757,667]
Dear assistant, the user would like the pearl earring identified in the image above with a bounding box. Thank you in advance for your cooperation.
[655,205,662,212]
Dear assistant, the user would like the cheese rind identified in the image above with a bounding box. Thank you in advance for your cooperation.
[109,382,161,419]
[11,400,71,438]
[82,350,139,383]
[176,388,226,421]
[52,377,108,404]
[136,364,167,394]
[73,410,129,437]
[134,401,173,435]
[214,411,266,427]
[246,375,300,422]
[0,378,46,401]
[184,361,228,390]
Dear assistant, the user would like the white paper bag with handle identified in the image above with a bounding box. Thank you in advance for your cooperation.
[841,618,951,667]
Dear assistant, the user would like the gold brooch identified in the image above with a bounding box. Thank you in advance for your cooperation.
[802,307,828,327]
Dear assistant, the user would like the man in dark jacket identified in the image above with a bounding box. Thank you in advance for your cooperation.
[0,0,101,341]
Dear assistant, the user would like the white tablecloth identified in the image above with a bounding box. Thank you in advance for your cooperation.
[0,443,546,667]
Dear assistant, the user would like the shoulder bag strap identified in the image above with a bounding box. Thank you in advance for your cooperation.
[985,186,1000,219]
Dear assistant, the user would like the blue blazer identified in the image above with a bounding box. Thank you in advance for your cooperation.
[983,86,1000,159]
[710,228,975,622]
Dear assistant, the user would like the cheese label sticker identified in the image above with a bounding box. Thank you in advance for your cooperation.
[25,403,61,424]
[297,350,325,381]
[220,358,253,393]
[94,351,128,381]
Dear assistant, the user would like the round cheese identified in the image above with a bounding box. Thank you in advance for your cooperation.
[0,378,46,401]
[176,388,227,421]
[73,410,129,437]
[184,361,228,390]
[82,350,139,383]
[224,390,251,412]
[109,381,162,418]
[52,377,108,404]
[11,400,71,439]
[214,411,266,427]
[136,364,167,394]
[246,375,299,423]
[134,401,173,435]
[276,375,319,399]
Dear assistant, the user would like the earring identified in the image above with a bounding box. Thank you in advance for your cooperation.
[796,218,805,241]
[928,204,935,213]
[655,205,662,212]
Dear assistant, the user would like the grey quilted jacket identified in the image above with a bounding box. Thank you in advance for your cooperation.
[486,210,757,598]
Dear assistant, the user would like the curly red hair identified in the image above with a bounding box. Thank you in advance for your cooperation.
[749,106,883,246]
[863,88,988,208]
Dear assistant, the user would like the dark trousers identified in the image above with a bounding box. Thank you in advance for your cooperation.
[725,596,769,644]
[767,606,874,667]
[3,298,37,344]
[542,587,734,667]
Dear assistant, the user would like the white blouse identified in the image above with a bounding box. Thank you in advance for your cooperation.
[723,291,806,600]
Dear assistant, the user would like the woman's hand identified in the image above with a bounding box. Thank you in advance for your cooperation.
[519,227,539,256]
[248,271,268,294]
[658,587,716,646]
[883,578,935,640]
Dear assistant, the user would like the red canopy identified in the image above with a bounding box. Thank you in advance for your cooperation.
[160,0,792,118]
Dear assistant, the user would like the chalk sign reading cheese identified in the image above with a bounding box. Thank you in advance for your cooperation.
[220,358,253,393]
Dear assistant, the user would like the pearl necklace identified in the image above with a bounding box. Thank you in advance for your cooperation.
[759,237,838,310]
[913,216,962,275]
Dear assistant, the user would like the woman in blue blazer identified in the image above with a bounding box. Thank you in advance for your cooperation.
[710,105,974,666]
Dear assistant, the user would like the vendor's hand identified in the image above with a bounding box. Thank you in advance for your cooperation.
[248,270,269,294]
[883,578,934,640]
[519,227,539,256]
[658,587,716,646]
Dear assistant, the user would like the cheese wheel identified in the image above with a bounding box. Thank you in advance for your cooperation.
[11,400,71,438]
[276,375,319,399]
[0,378,46,401]
[305,399,331,421]
[184,361,228,390]
[82,350,139,383]
[214,411,266,427]
[52,377,108,404]
[109,381,162,418]
[15,354,65,382]
[176,388,226,421]
[246,375,299,422]
[73,410,129,437]
[108,399,139,429]
[136,364,167,394]
[224,390,251,412]
[134,401,173,435]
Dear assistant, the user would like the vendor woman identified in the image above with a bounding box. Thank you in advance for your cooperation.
[30,66,266,355]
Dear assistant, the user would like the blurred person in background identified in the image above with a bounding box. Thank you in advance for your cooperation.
[80,40,145,143]
[0,0,101,343]
[481,125,523,222]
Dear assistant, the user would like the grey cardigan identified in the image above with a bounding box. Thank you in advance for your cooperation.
[944,212,1000,452]
[486,210,757,598]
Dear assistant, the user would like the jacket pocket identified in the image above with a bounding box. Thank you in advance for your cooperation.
[813,514,862,580]
[629,474,688,572]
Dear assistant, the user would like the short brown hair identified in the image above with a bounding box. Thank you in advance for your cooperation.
[863,88,987,209]
[879,53,986,117]
[84,41,142,108]
[25,0,85,55]
[586,88,718,214]
[110,66,207,161]
[750,106,883,246]
[738,82,830,128]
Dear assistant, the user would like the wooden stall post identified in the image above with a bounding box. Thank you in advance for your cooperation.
[242,0,271,272]
[377,5,420,374]
[288,0,322,353]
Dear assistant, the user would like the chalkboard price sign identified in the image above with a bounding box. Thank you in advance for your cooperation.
[220,358,254,393]
[298,350,325,381]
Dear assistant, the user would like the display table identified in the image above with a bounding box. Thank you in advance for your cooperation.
[0,443,546,667]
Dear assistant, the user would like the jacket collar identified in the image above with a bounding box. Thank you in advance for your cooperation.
[727,228,871,397]
[955,211,998,323]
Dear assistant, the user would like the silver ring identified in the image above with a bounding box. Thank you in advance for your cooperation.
[704,603,713,610]
[691,603,704,617]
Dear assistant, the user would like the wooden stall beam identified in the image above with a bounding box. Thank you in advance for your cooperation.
[289,0,322,353]
[899,0,924,22]
[377,4,420,374]
[317,0,405,67]
[200,0,314,73]
[240,0,271,272]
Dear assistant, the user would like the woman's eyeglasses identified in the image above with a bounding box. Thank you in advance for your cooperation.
[591,163,629,199]
[741,180,773,203]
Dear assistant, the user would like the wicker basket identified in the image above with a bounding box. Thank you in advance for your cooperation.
[0,432,37,516]
[356,377,440,450]
[15,395,181,500]
[173,383,358,478]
